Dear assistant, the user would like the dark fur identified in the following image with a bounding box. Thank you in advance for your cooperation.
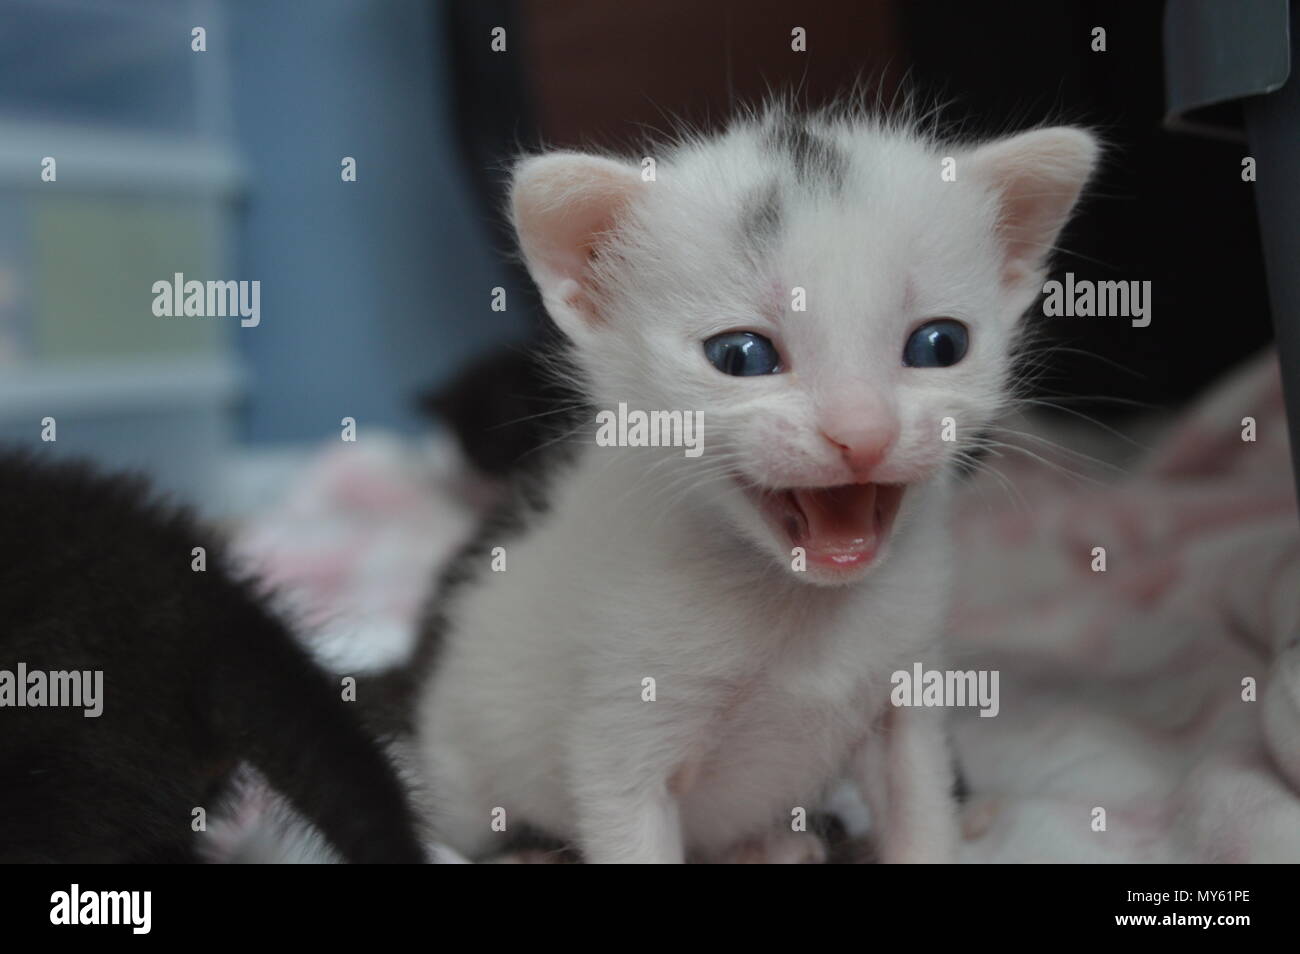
[0,451,424,863]
[418,343,578,478]
[765,115,848,189]
[364,419,580,738]
[739,180,784,247]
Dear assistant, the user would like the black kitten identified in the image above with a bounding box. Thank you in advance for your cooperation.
[0,451,425,863]
[419,332,583,479]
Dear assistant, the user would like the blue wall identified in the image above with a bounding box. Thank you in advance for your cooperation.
[228,0,524,442]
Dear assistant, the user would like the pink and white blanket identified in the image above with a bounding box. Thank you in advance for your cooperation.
[222,350,1300,862]
[949,350,1300,862]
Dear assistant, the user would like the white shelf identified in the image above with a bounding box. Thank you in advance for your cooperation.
[0,119,245,195]
[0,355,243,417]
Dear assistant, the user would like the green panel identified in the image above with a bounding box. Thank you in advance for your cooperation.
[32,194,223,359]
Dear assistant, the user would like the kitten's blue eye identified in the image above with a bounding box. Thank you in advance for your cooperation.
[704,331,782,376]
[903,319,969,368]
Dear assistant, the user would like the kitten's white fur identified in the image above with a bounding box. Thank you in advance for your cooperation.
[414,105,1098,863]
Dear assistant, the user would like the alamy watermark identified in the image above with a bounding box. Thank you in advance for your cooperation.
[0,663,103,717]
[595,402,704,457]
[152,272,260,327]
[1042,272,1151,327]
[50,884,150,934]
[890,663,999,718]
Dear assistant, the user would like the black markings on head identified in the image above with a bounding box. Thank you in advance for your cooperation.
[766,117,847,190]
[740,181,783,245]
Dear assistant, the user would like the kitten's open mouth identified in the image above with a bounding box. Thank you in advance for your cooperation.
[747,482,906,571]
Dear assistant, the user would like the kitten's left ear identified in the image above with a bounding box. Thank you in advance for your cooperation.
[964,127,1100,291]
[510,152,642,341]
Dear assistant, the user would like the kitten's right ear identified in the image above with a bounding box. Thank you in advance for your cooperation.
[510,152,641,339]
[963,127,1100,293]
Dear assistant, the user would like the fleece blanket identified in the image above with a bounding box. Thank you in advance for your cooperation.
[215,350,1300,863]
[948,350,1300,862]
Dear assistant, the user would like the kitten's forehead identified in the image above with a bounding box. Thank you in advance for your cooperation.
[661,113,992,262]
[642,113,996,320]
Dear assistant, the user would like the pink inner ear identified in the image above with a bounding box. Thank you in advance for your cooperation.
[545,200,620,287]
[513,156,641,327]
[538,202,618,323]
[968,129,1098,290]
[989,164,1086,287]
[997,188,1051,288]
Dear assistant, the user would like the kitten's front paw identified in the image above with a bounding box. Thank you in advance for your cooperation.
[715,829,828,864]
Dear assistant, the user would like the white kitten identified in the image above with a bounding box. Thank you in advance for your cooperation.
[413,104,1098,863]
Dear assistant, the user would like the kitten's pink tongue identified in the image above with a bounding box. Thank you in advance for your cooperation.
[785,483,904,567]
[791,484,880,550]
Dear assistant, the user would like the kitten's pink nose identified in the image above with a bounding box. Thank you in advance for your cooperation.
[820,402,898,479]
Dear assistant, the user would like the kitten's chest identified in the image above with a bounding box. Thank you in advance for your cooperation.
[667,667,881,846]
[659,588,923,833]
[698,669,878,759]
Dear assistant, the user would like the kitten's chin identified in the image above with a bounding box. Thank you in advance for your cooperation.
[740,481,907,584]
